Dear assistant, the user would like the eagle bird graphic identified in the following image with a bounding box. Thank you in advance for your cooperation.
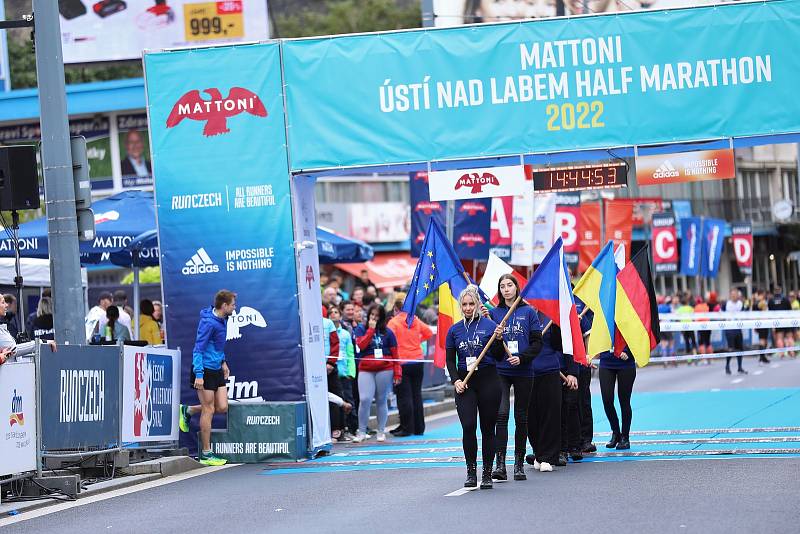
[166,87,267,136]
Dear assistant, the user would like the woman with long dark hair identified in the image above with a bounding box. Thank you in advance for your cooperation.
[487,274,542,481]
[353,303,401,443]
[447,285,504,489]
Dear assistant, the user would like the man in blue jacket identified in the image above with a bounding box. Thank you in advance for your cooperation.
[179,290,236,466]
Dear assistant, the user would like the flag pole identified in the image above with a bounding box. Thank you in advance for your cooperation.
[462,296,522,386]
[541,307,589,334]
[462,271,516,359]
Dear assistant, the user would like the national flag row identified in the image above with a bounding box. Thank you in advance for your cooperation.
[402,219,661,371]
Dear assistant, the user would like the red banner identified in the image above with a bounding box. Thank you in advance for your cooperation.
[555,193,580,267]
[731,221,753,275]
[579,202,602,273]
[605,199,633,264]
[651,212,678,273]
[636,149,736,186]
[490,196,513,247]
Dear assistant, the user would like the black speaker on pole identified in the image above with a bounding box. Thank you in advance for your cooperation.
[0,145,41,211]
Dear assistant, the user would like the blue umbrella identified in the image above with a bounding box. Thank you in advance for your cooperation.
[316,226,374,264]
[0,190,157,264]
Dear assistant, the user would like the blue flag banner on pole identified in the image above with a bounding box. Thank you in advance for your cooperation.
[701,218,726,278]
[410,172,445,258]
[680,217,702,277]
[402,219,466,326]
[454,198,491,260]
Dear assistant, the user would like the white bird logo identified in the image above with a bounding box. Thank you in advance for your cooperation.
[226,306,267,340]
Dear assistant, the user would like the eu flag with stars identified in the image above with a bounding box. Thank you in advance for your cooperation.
[401,219,466,327]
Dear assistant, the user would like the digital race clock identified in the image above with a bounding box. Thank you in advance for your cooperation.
[530,162,628,193]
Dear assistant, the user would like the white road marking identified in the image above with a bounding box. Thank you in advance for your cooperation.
[770,363,781,369]
[754,370,764,376]
[0,464,237,527]
[731,378,744,384]
[445,486,479,497]
[710,388,721,392]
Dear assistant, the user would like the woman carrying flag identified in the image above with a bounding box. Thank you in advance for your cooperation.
[487,274,542,481]
[446,285,505,489]
[599,348,635,450]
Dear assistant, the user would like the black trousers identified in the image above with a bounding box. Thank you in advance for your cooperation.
[340,376,358,433]
[327,370,343,432]
[599,367,636,437]
[561,381,581,453]
[455,366,501,466]
[725,331,744,371]
[495,374,533,457]
[527,372,562,465]
[396,362,426,435]
[578,365,593,446]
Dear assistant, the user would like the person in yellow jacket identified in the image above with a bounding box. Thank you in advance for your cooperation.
[139,299,163,345]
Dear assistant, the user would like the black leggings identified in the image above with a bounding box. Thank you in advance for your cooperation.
[561,382,580,453]
[455,366,501,466]
[578,365,593,445]
[599,367,636,437]
[527,372,562,465]
[495,374,533,457]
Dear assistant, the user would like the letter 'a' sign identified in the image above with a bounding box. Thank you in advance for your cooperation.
[428,165,528,201]
[651,212,678,273]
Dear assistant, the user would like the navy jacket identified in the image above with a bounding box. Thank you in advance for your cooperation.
[599,349,636,370]
[533,312,563,378]
[445,317,503,381]
[489,303,543,377]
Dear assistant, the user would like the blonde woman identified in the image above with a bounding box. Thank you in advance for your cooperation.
[445,285,504,489]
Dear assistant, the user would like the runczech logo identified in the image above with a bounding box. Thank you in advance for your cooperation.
[455,172,500,194]
[459,202,488,216]
[166,87,267,137]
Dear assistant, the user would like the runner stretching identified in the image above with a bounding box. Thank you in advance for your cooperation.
[179,290,236,466]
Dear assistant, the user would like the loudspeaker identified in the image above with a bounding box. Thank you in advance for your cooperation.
[0,145,41,211]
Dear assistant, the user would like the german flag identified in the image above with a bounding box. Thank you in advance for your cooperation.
[614,245,660,367]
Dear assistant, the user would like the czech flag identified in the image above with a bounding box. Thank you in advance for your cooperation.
[573,241,618,358]
[614,244,661,367]
[520,237,587,365]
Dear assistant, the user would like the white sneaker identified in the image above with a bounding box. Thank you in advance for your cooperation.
[377,432,386,442]
[539,462,553,472]
[533,460,540,471]
[352,432,368,443]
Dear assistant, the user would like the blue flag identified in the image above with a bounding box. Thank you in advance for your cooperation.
[680,217,702,276]
[401,219,466,326]
[701,218,726,277]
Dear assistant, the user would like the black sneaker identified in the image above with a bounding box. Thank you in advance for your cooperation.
[582,443,597,453]
[525,453,536,466]
[556,452,568,466]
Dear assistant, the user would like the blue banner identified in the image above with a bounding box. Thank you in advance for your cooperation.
[409,171,445,257]
[680,216,702,277]
[454,198,490,260]
[701,218,726,278]
[282,0,800,170]
[144,43,304,426]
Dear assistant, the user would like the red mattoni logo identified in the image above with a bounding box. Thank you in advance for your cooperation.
[166,87,267,137]
[414,201,442,215]
[414,172,429,183]
[95,210,120,224]
[415,232,425,244]
[457,234,486,247]
[455,172,500,194]
[459,202,488,216]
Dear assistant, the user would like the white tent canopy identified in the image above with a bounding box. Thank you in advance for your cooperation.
[0,258,88,287]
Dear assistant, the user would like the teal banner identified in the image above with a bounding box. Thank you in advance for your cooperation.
[209,403,307,463]
[282,0,800,170]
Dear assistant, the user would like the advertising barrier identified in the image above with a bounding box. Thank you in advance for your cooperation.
[0,360,37,476]
[121,346,181,443]
[39,345,121,451]
[652,212,678,274]
[209,402,307,463]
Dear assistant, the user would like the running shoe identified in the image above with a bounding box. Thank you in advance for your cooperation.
[376,432,386,442]
[538,462,553,472]
[352,431,369,443]
[198,452,228,466]
[179,404,191,433]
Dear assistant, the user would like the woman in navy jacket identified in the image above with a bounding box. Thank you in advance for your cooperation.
[487,274,542,481]
[446,285,504,489]
[599,347,636,450]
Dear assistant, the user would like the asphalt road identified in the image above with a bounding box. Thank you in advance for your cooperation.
[3,357,799,533]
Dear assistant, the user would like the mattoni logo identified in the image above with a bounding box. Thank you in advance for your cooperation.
[95,210,120,224]
[414,201,442,215]
[413,172,429,183]
[227,306,267,340]
[653,160,680,179]
[9,388,23,427]
[166,87,267,137]
[455,172,500,194]
[459,202,488,216]
[457,234,486,247]
[415,232,425,244]
[182,248,219,275]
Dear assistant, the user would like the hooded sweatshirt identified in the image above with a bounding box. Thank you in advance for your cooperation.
[192,306,228,377]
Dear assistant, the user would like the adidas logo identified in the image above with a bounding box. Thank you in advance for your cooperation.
[182,248,220,275]
[653,160,680,179]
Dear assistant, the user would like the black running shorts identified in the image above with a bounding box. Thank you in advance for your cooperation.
[190,368,227,391]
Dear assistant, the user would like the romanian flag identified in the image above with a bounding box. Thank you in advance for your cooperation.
[401,219,466,327]
[434,281,463,368]
[614,245,661,367]
[520,238,587,365]
[573,241,618,359]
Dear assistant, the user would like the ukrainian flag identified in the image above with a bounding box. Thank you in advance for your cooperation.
[573,241,618,358]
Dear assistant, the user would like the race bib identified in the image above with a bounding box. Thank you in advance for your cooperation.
[374,348,384,359]
[466,356,477,369]
[507,341,519,354]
